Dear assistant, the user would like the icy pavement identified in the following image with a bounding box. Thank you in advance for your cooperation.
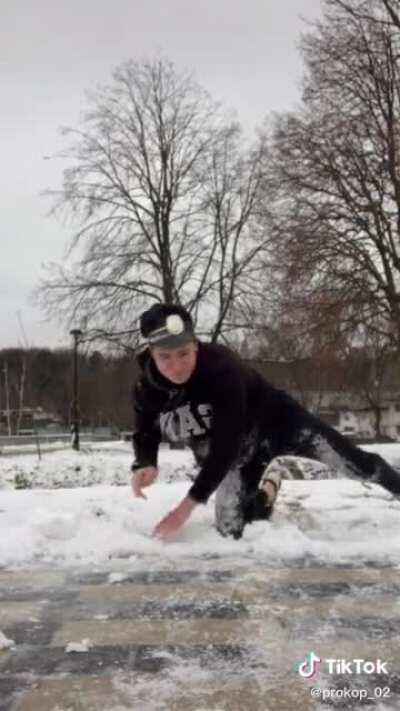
[1,560,400,710]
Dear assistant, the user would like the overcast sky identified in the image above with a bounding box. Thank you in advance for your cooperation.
[1,0,322,349]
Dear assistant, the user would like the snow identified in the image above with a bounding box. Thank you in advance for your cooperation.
[108,572,130,584]
[1,441,400,709]
[65,638,93,653]
[0,630,15,649]
[0,441,193,490]
[0,442,400,569]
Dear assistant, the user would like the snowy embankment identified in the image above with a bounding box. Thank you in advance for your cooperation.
[0,442,400,569]
[0,441,193,490]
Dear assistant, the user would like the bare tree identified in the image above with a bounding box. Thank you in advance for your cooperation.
[260,0,400,350]
[39,57,265,346]
[332,0,400,30]
[193,127,268,341]
[344,326,397,437]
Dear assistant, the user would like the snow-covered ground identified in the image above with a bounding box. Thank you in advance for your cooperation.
[1,442,400,569]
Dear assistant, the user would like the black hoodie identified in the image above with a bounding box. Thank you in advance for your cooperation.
[131,341,311,503]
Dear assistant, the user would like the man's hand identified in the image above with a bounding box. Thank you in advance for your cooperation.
[131,466,158,499]
[153,496,198,540]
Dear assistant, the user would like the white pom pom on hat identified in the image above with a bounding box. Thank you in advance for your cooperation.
[140,303,195,347]
[165,314,185,335]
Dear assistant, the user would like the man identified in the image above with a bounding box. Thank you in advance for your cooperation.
[131,303,400,540]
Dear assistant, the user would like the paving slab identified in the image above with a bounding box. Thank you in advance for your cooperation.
[50,617,283,647]
[0,563,399,710]
[11,673,317,711]
[0,601,45,626]
[0,570,67,591]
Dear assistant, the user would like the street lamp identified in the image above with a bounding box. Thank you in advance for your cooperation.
[70,328,83,451]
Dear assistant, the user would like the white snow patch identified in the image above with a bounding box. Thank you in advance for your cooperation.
[108,572,129,584]
[0,441,194,490]
[0,444,399,569]
[65,638,93,653]
[0,630,15,650]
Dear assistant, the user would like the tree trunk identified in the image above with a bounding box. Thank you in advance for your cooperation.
[374,406,382,439]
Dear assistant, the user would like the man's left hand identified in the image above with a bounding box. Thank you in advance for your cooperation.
[153,496,197,540]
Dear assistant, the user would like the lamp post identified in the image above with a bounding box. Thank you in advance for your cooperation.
[70,329,83,451]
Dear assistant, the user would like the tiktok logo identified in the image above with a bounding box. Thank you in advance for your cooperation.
[296,653,389,680]
[296,652,322,679]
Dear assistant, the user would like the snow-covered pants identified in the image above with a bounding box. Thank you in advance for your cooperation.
[209,414,400,538]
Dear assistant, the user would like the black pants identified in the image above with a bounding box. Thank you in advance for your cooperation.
[197,414,400,538]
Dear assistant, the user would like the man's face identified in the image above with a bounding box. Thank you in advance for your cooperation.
[151,340,199,384]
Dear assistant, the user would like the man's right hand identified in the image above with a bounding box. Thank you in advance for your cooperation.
[131,466,158,499]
